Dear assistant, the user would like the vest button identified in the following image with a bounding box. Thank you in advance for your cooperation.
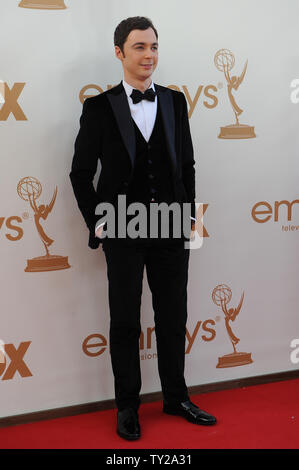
[124,182,128,187]
[148,174,154,179]
[148,144,151,150]
[150,188,156,194]
[148,159,153,165]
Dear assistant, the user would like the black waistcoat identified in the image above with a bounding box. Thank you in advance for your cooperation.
[126,99,175,206]
[107,99,186,243]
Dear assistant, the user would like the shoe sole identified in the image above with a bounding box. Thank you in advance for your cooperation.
[117,429,141,440]
[163,409,217,425]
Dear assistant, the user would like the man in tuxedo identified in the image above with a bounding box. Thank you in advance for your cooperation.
[70,16,216,440]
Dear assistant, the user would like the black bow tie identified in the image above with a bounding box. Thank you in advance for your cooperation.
[130,88,156,104]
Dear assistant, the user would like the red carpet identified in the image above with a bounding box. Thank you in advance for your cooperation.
[1,378,299,449]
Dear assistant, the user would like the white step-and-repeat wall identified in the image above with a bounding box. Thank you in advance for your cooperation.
[0,0,298,418]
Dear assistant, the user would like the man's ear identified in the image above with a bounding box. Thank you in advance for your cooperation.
[115,45,124,61]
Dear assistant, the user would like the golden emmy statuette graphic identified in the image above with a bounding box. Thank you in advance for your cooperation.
[18,0,66,9]
[212,284,253,368]
[214,49,256,139]
[17,177,70,272]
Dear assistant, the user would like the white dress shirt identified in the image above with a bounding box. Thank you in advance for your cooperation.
[95,79,195,235]
[122,79,157,142]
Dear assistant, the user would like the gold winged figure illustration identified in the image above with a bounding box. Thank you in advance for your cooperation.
[220,291,244,353]
[29,186,57,256]
[17,177,70,272]
[223,60,247,125]
[214,48,256,139]
[212,284,253,368]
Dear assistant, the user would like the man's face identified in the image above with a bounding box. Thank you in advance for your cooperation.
[115,27,158,81]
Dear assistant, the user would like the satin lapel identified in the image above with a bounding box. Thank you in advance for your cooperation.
[107,84,136,170]
[155,84,177,174]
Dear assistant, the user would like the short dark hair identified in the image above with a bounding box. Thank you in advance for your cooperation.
[114,16,158,53]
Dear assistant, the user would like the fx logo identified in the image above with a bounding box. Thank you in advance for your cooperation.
[0,82,27,121]
[0,340,32,380]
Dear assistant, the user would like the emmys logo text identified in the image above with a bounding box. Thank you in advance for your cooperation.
[0,82,27,121]
[0,216,23,241]
[251,198,299,231]
[82,320,216,359]
[290,339,299,364]
[79,84,219,118]
[290,79,299,103]
[0,341,32,381]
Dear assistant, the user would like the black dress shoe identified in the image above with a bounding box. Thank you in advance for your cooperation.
[163,399,217,425]
[117,408,141,440]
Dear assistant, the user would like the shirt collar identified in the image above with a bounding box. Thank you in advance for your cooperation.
[122,78,155,99]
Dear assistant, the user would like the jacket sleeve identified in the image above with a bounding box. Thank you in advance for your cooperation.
[180,92,196,220]
[69,98,102,249]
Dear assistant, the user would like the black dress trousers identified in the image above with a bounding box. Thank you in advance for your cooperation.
[102,238,190,411]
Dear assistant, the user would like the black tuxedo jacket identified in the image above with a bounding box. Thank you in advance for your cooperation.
[69,82,196,249]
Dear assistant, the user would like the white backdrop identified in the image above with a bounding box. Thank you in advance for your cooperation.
[0,0,298,418]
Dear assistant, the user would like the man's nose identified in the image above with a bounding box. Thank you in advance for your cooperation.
[144,48,154,58]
